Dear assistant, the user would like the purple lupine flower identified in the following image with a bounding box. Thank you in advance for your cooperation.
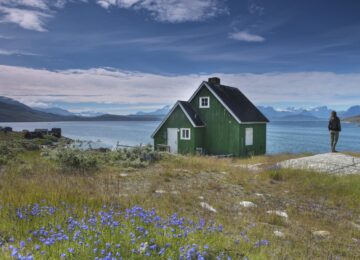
[11,248,18,257]
[254,239,270,248]
[20,241,26,248]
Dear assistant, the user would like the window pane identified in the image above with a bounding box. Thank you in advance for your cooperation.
[200,97,209,107]
[181,129,190,140]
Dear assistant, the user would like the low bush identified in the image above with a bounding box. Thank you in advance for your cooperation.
[53,149,99,173]
[0,142,16,165]
[45,144,161,173]
[33,135,58,146]
[110,145,161,167]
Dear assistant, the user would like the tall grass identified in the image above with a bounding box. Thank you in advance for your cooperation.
[0,135,360,259]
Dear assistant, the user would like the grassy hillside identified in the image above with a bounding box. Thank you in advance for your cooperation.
[0,102,66,122]
[0,133,360,259]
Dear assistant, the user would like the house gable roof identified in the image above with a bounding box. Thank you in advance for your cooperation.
[189,81,269,123]
[178,101,205,127]
[151,101,205,138]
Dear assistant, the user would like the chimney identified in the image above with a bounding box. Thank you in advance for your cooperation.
[208,77,220,85]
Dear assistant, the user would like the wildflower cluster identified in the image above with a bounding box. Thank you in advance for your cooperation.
[1,203,242,259]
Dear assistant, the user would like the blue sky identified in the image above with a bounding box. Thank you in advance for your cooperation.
[0,0,360,114]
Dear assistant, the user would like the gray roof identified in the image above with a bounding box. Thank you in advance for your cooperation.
[206,82,269,123]
[178,101,205,127]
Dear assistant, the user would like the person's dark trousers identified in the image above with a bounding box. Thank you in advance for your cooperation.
[330,131,339,152]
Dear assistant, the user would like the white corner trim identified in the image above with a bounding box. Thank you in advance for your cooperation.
[178,103,197,128]
[151,102,180,138]
[188,82,269,125]
[188,82,242,124]
[151,101,204,138]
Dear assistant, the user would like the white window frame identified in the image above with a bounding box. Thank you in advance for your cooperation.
[199,96,210,108]
[180,128,191,140]
[245,128,253,146]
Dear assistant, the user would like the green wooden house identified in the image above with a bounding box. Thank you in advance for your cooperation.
[151,77,269,156]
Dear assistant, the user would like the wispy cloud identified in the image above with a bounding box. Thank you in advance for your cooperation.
[229,31,265,42]
[0,0,227,31]
[248,0,264,16]
[0,48,38,56]
[96,0,228,23]
[0,33,13,39]
[0,6,52,31]
[1,65,360,113]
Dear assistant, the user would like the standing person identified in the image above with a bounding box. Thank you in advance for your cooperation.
[328,111,341,152]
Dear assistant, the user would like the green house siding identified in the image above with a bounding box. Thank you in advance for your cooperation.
[240,123,267,156]
[153,106,203,154]
[153,82,268,157]
[190,86,241,156]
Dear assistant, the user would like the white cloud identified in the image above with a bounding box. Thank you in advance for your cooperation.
[0,0,49,10]
[0,48,37,56]
[0,49,13,55]
[229,31,265,42]
[0,34,13,39]
[248,0,264,16]
[1,65,360,111]
[0,6,51,31]
[96,0,227,23]
[0,0,86,31]
[0,0,226,31]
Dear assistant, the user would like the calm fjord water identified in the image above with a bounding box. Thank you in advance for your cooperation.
[2,121,359,154]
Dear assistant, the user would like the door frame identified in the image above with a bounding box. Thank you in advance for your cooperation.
[167,128,178,154]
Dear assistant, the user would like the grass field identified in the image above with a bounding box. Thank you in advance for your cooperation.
[0,132,360,259]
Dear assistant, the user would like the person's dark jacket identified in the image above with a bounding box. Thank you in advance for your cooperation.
[328,116,341,132]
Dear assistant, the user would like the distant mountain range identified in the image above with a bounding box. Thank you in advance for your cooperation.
[1,96,359,122]
[33,107,75,116]
[135,104,360,121]
[135,105,171,116]
[0,96,161,122]
[33,107,105,117]
[257,105,360,121]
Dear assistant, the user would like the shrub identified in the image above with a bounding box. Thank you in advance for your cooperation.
[0,142,15,165]
[54,149,99,173]
[110,145,161,168]
[30,135,59,146]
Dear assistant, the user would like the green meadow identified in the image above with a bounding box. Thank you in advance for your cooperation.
[0,132,360,259]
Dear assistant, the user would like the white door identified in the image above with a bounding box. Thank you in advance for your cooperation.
[167,128,178,154]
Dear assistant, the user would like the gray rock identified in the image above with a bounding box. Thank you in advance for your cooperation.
[200,202,217,213]
[267,210,288,219]
[351,222,360,230]
[239,201,257,208]
[273,230,285,238]
[277,153,360,175]
[312,230,330,238]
